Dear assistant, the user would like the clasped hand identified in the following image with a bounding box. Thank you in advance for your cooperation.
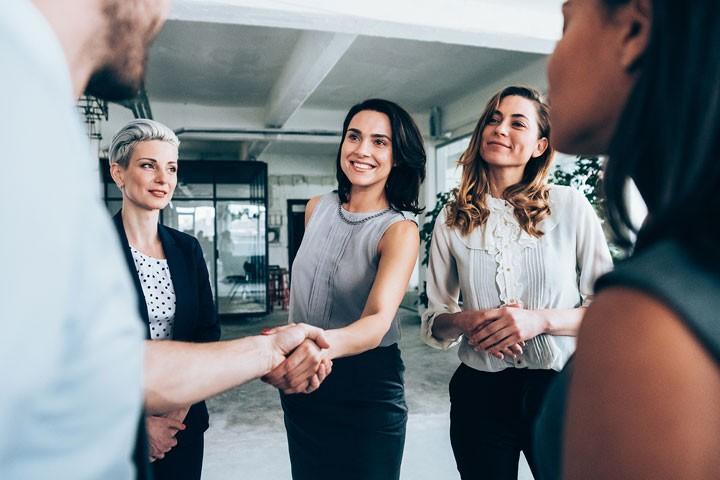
[146,407,188,462]
[461,305,545,360]
[261,324,333,395]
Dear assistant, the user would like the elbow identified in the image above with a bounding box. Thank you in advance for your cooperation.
[366,313,395,350]
[364,329,386,351]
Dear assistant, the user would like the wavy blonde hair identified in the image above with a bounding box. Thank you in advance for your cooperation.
[446,86,554,236]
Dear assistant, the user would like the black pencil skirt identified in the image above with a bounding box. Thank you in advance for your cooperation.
[280,344,408,480]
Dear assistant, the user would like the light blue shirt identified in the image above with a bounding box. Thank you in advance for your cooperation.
[0,1,144,478]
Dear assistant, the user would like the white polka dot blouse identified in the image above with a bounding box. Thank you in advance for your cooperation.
[130,246,176,340]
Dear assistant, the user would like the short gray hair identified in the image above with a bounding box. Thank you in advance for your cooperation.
[109,119,180,168]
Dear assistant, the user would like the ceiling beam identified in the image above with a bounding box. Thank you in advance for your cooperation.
[171,0,563,54]
[246,140,268,160]
[247,30,355,158]
[266,31,356,128]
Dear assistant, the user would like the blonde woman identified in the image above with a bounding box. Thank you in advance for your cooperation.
[421,86,612,479]
[109,119,219,479]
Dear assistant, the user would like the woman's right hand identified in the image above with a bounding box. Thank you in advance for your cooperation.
[456,309,524,360]
[146,415,185,462]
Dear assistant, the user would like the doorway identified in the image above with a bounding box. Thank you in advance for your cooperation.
[286,199,308,278]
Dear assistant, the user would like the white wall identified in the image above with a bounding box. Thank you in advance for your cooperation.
[265,175,335,269]
[262,152,336,269]
[442,56,549,139]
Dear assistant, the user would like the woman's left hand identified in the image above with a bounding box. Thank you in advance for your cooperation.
[468,305,547,355]
[164,406,190,423]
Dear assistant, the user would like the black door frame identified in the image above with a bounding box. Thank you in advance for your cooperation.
[286,199,308,276]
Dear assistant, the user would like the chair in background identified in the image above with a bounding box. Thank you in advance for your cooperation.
[268,265,289,311]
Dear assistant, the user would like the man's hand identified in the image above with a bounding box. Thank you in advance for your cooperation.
[263,323,330,368]
[262,338,332,394]
[146,415,185,462]
[260,323,332,394]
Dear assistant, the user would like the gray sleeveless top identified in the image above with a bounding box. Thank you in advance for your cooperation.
[289,192,417,347]
[534,239,720,480]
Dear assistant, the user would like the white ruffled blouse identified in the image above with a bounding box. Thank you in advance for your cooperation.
[421,185,613,372]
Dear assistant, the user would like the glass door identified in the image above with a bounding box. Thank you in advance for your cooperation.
[216,200,266,315]
[163,200,216,295]
[101,159,269,319]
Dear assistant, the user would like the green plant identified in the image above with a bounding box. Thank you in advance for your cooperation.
[548,155,604,215]
[419,190,453,267]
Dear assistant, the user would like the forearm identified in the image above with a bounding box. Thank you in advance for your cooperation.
[537,307,587,336]
[324,314,394,359]
[143,336,276,414]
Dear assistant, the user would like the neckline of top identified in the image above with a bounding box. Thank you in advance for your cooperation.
[130,245,167,262]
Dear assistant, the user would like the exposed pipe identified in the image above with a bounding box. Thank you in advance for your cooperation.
[173,127,342,142]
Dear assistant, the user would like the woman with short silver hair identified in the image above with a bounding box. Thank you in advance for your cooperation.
[109,119,220,480]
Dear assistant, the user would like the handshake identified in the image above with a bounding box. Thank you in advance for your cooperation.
[145,322,333,462]
[260,323,334,395]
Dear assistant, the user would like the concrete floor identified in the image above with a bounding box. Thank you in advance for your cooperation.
[201,303,533,479]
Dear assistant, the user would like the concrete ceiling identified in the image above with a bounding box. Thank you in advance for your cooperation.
[124,1,561,160]
[304,36,541,111]
[147,21,302,106]
[146,21,542,113]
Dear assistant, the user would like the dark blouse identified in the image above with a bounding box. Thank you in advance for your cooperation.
[533,239,720,479]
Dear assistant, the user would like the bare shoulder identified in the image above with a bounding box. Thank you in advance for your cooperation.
[564,287,720,479]
[377,219,419,259]
[379,219,419,251]
[387,218,419,237]
[304,195,323,226]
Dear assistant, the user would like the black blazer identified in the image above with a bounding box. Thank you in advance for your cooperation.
[112,211,221,434]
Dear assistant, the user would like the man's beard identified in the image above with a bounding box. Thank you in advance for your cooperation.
[85,63,144,102]
[84,0,159,102]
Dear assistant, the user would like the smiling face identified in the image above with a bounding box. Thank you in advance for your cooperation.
[479,95,548,171]
[113,140,178,211]
[339,109,394,191]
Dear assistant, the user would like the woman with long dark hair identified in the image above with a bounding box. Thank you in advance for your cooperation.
[535,1,720,479]
[422,86,612,479]
[263,98,426,480]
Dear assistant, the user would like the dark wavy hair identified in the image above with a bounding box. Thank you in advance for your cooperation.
[446,85,554,236]
[601,0,720,258]
[336,99,426,214]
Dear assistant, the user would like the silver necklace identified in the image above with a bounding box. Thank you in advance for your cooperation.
[337,201,392,225]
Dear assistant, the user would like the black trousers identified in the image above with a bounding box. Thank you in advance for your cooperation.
[449,363,557,480]
[151,428,205,480]
[281,344,407,480]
